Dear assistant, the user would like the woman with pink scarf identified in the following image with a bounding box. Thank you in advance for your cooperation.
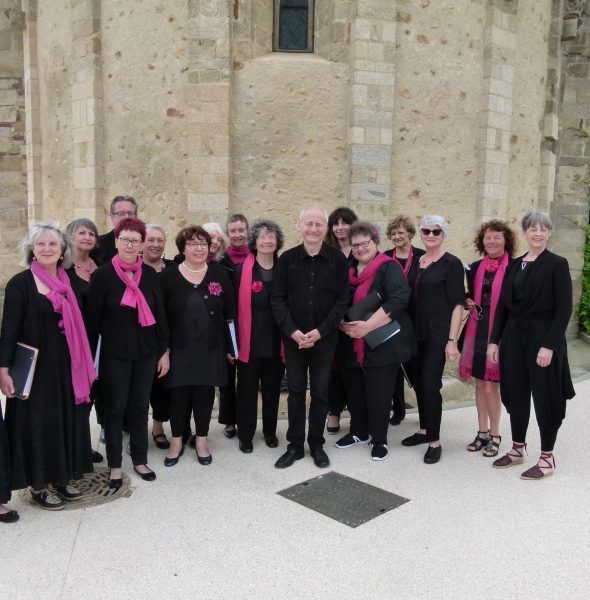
[459,220,515,458]
[0,223,96,511]
[87,218,169,489]
[335,222,416,461]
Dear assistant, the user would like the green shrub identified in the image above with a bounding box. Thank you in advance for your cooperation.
[578,224,590,334]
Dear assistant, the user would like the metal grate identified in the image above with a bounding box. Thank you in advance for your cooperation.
[278,471,410,528]
[20,467,132,510]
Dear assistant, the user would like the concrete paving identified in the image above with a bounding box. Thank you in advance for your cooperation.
[2,341,589,600]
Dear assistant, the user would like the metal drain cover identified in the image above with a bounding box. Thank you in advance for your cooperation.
[20,467,132,510]
[277,471,409,528]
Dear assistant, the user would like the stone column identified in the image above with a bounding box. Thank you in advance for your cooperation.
[348,0,396,227]
[476,0,517,220]
[70,0,104,224]
[0,1,27,285]
[186,0,231,225]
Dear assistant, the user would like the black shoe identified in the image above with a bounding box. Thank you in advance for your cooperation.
[389,414,405,426]
[133,466,156,481]
[31,489,65,511]
[424,445,442,464]
[54,483,83,501]
[91,449,104,463]
[223,426,236,439]
[326,415,340,434]
[274,447,304,469]
[265,435,279,448]
[0,510,19,523]
[188,435,196,449]
[196,451,213,465]
[401,432,429,447]
[239,440,253,454]
[310,447,330,468]
[164,446,184,467]
[152,433,170,450]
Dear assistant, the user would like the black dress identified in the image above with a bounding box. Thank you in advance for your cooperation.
[0,406,11,503]
[0,271,93,491]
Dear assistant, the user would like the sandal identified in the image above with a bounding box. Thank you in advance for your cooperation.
[520,452,555,480]
[482,434,502,457]
[152,433,170,450]
[466,430,489,452]
[493,442,527,468]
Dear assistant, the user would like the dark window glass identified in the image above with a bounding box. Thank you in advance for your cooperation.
[274,0,314,53]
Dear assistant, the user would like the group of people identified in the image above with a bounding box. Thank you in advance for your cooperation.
[0,197,575,524]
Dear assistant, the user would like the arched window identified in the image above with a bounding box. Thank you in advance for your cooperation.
[273,0,314,53]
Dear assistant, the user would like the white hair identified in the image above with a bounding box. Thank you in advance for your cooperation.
[19,222,74,268]
[202,222,229,260]
[299,207,329,223]
[419,214,449,237]
[145,224,167,239]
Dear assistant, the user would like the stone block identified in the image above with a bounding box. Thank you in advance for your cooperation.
[486,111,512,131]
[351,144,391,167]
[0,32,12,51]
[481,182,507,200]
[0,89,17,106]
[350,183,390,202]
[0,105,16,121]
[353,40,369,59]
[352,84,367,106]
[543,113,559,140]
[364,127,381,144]
[353,18,371,41]
[380,128,392,145]
[73,166,101,189]
[382,21,395,44]
[356,2,395,21]
[353,70,394,86]
[188,15,229,40]
[187,192,229,212]
[351,126,365,144]
[486,149,509,165]
[200,173,229,193]
[352,107,393,128]
[488,77,513,99]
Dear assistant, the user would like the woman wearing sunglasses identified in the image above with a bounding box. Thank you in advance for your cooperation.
[401,215,465,464]
[458,220,515,458]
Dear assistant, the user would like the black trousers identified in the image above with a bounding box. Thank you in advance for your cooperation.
[391,368,406,418]
[406,341,446,443]
[283,336,336,451]
[500,322,567,451]
[342,364,399,444]
[149,373,170,423]
[218,361,237,426]
[169,386,215,438]
[237,356,285,443]
[101,356,156,468]
[328,368,348,418]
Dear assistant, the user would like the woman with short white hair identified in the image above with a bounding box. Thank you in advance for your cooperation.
[401,215,465,464]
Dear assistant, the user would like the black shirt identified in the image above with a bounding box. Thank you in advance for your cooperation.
[95,230,116,264]
[271,242,349,339]
[86,262,169,360]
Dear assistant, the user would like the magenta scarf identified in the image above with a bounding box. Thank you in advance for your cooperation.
[30,261,96,404]
[227,244,249,265]
[237,253,256,363]
[390,245,414,280]
[111,255,156,327]
[348,252,395,366]
[458,252,509,381]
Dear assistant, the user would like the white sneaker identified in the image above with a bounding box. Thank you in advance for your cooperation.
[335,433,370,448]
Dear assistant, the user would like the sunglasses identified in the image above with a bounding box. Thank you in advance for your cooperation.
[421,228,442,237]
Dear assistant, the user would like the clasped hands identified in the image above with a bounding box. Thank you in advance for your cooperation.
[291,329,322,349]
[339,320,370,340]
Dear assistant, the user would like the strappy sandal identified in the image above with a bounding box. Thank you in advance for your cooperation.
[466,430,490,452]
[483,434,502,457]
[520,452,555,480]
[492,442,527,468]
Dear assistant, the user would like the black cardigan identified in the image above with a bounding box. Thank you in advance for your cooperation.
[490,250,572,350]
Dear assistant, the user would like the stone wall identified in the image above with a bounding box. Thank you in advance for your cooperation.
[0,1,26,283]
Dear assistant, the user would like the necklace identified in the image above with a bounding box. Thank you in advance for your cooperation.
[181,261,207,273]
[75,260,97,275]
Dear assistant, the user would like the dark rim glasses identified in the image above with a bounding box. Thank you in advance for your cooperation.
[421,228,443,237]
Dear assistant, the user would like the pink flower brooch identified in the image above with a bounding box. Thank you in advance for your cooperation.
[208,281,223,296]
[251,281,263,293]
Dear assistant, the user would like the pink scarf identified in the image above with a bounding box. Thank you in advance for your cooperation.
[111,255,156,327]
[237,253,256,363]
[390,245,414,280]
[458,252,509,381]
[227,244,249,265]
[348,252,395,366]
[30,261,96,404]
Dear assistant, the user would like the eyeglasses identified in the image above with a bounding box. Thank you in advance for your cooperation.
[351,240,373,250]
[186,241,209,249]
[117,237,142,247]
[421,228,442,237]
[112,211,138,218]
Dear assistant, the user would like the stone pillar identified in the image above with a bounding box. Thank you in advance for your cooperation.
[186,0,231,225]
[21,0,42,221]
[70,0,104,224]
[348,0,396,226]
[476,0,517,220]
[0,1,27,285]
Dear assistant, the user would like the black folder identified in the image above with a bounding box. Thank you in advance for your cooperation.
[8,342,39,400]
[345,291,401,349]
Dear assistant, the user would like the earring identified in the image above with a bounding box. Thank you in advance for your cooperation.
[59,256,64,260]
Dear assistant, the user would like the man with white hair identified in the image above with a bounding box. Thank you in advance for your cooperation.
[271,207,349,468]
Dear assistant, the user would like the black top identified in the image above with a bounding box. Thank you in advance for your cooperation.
[86,262,169,360]
[384,245,425,281]
[336,259,417,368]
[95,230,116,264]
[160,262,236,387]
[271,242,349,340]
[233,260,281,359]
[408,252,465,343]
[490,250,572,350]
